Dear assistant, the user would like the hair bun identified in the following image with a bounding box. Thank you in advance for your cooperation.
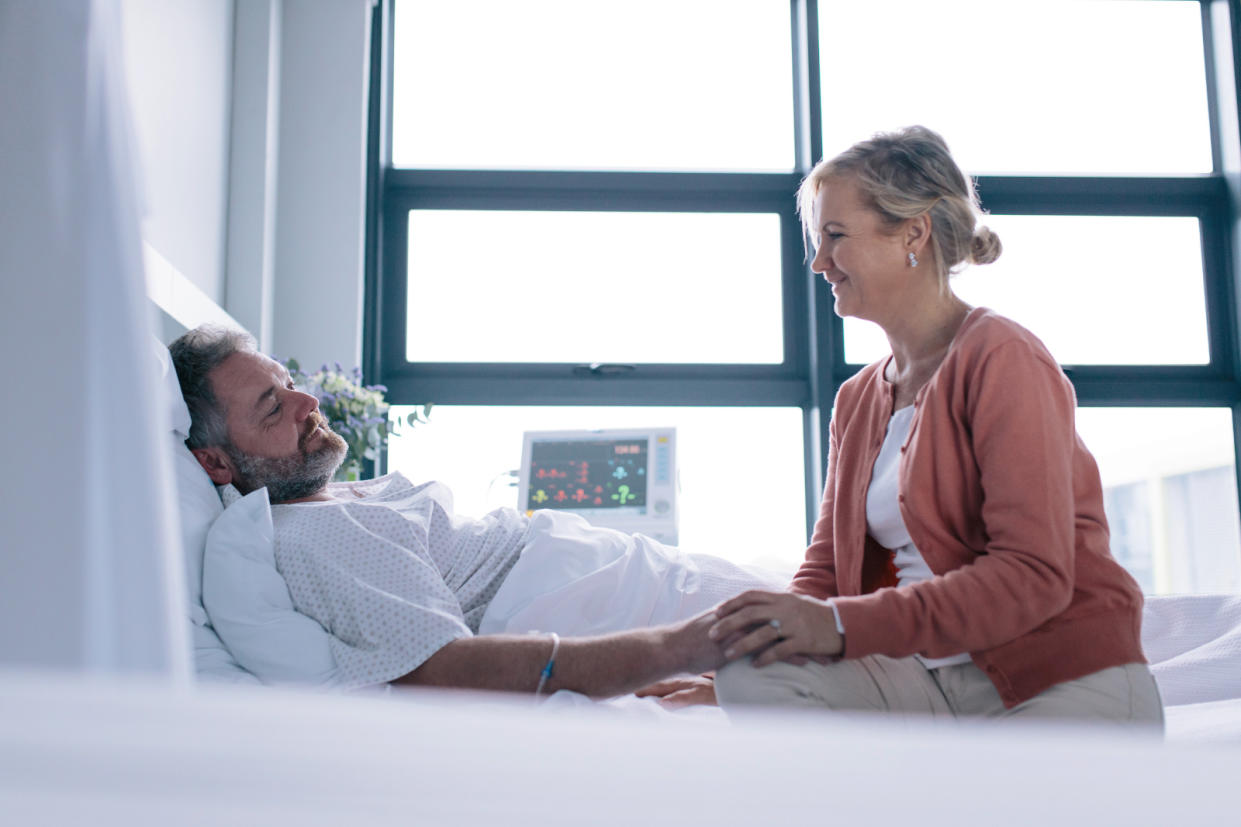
[970,226,1002,266]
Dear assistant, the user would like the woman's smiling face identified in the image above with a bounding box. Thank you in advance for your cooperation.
[809,175,911,323]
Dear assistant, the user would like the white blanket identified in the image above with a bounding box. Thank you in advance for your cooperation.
[1140,593,1241,706]
[480,509,788,637]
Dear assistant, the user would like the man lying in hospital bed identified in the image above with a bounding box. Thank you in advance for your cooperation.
[169,325,784,697]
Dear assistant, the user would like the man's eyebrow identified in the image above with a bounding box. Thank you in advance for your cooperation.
[252,385,277,416]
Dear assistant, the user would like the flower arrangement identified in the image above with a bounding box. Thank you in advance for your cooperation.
[284,358,431,481]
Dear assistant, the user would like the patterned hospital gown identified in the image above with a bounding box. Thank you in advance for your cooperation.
[271,473,530,689]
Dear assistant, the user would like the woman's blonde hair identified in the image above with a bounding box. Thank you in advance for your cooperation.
[797,125,1001,283]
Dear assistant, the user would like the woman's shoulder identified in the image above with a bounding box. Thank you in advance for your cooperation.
[951,307,1061,372]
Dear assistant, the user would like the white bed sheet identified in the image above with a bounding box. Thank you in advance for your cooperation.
[3,669,1239,826]
[1164,697,1241,742]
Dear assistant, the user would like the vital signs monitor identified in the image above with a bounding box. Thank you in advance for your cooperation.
[517,428,678,544]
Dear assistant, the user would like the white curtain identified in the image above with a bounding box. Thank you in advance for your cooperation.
[0,0,190,679]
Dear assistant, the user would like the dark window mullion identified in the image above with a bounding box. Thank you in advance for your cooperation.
[1201,204,1240,374]
[384,168,803,198]
[379,373,811,408]
[1203,0,1225,174]
[975,175,1226,216]
[379,187,411,384]
[1068,366,1241,406]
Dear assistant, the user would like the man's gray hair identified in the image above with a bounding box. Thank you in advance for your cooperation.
[168,325,257,449]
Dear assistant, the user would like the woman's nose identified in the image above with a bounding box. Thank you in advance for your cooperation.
[811,245,831,275]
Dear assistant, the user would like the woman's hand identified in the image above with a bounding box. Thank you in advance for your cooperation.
[708,590,843,668]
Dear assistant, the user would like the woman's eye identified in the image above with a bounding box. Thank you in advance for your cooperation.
[827,232,844,240]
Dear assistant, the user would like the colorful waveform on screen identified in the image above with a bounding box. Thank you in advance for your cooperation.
[526,439,648,510]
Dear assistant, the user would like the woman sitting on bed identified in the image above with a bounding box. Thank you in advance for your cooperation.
[707,126,1162,726]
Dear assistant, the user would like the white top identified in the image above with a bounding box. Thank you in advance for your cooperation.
[270,473,531,688]
[865,406,971,669]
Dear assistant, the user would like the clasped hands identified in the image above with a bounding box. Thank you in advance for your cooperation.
[708,589,843,668]
[638,590,843,709]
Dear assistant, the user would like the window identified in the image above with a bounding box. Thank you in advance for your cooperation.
[1078,408,1241,593]
[404,210,785,364]
[817,0,1213,175]
[391,0,793,171]
[369,0,1241,590]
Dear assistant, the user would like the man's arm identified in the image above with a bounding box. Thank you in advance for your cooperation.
[394,610,724,699]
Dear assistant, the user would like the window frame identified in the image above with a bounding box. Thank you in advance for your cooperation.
[366,0,1241,542]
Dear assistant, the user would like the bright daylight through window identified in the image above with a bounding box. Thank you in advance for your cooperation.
[376,0,1241,589]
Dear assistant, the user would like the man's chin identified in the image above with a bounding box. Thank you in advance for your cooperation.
[227,439,348,504]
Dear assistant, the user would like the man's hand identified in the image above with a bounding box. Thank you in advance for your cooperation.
[634,674,717,709]
[663,607,730,676]
[708,590,842,667]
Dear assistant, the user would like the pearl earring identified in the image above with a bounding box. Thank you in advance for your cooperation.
[908,251,919,268]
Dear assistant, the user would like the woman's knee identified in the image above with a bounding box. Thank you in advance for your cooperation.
[715,657,817,708]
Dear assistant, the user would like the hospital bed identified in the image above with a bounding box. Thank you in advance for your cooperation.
[7,229,1241,824]
[8,398,1241,818]
[14,294,1235,825]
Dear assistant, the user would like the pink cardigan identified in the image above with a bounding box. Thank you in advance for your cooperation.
[791,308,1145,707]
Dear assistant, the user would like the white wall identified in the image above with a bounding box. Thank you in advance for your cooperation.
[122,0,372,368]
[225,0,282,350]
[270,0,373,370]
[120,0,234,304]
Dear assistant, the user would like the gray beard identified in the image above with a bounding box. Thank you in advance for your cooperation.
[225,422,349,503]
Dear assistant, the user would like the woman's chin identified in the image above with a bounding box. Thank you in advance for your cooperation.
[833,299,858,319]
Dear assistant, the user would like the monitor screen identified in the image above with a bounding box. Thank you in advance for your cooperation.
[526,437,649,512]
[518,428,677,543]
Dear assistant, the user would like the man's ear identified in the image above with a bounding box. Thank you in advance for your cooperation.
[191,446,235,486]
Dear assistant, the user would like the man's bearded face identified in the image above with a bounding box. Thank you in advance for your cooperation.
[225,410,348,503]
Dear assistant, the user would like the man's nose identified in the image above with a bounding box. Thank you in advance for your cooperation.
[292,390,319,420]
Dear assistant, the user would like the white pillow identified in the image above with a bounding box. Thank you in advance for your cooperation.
[153,337,258,684]
[203,486,339,685]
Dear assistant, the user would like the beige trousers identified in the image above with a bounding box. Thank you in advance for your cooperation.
[715,655,1164,729]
